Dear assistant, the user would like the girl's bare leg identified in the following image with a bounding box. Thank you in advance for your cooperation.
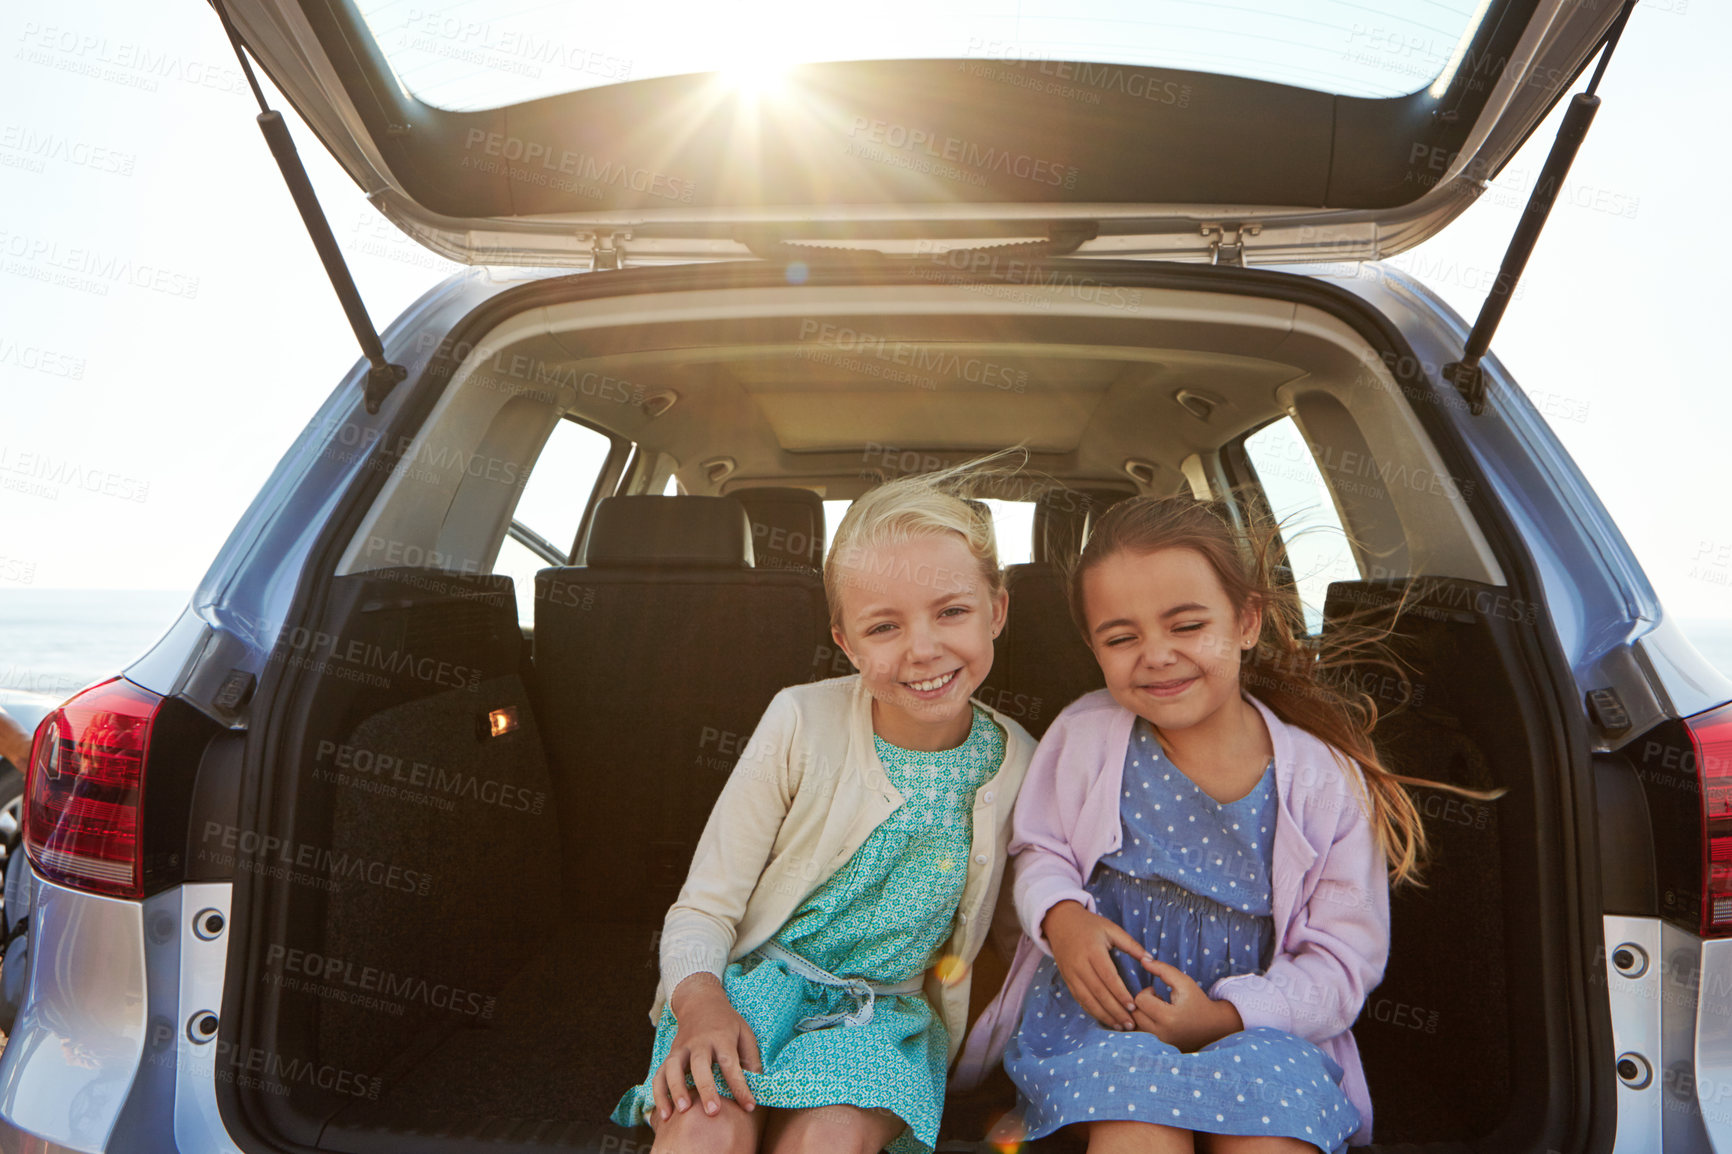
[1089,1120,1196,1154]
[1197,1133,1316,1154]
[761,1103,907,1154]
[646,1095,767,1154]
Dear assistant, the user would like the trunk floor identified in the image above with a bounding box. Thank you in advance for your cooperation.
[339,916,1494,1150]
[363,920,664,1128]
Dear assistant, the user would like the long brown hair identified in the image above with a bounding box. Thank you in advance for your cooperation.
[1064,493,1498,887]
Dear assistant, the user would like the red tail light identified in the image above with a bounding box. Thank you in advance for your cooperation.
[1694,702,1732,936]
[23,677,164,900]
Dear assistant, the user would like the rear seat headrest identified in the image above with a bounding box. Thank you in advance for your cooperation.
[585,496,755,568]
[731,486,825,572]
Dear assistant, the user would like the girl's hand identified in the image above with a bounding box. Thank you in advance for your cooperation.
[1041,899,1151,1031]
[1129,958,1245,1052]
[654,974,763,1121]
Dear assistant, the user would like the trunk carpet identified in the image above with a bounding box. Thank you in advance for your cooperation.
[362,920,663,1126]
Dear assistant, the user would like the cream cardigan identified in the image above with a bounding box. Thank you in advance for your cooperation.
[651,674,1037,1067]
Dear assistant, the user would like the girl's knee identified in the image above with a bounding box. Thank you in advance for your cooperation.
[1087,1119,1194,1153]
[648,1098,762,1154]
[764,1104,903,1154]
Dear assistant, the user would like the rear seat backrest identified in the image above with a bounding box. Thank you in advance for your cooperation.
[978,563,1104,738]
[533,495,831,922]
[979,488,1126,736]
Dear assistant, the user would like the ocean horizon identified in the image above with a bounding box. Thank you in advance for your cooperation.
[2,587,1730,708]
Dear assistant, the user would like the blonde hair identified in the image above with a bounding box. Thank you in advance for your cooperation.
[824,452,1023,629]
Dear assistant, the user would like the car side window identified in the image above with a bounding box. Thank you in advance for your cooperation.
[1239,416,1360,636]
[494,417,617,627]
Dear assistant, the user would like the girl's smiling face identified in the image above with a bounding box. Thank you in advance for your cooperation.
[831,531,1007,750]
[1080,546,1261,732]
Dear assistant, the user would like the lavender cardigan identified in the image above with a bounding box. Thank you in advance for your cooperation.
[951,689,1390,1145]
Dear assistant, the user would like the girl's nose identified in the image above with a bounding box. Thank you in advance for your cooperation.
[1136,637,1177,671]
[906,619,944,661]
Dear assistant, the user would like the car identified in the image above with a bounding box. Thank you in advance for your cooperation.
[0,689,51,927]
[5,1,1730,1152]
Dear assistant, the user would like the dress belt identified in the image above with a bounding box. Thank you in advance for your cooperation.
[753,939,926,1031]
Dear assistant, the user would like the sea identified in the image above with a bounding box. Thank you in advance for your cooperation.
[1,588,1730,704]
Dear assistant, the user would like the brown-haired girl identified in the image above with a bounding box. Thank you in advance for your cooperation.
[952,494,1463,1153]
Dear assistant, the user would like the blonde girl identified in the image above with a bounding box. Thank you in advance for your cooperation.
[613,460,1036,1154]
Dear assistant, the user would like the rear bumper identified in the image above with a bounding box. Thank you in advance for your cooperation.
[0,872,238,1153]
[1605,914,1727,1153]
[1698,937,1732,1151]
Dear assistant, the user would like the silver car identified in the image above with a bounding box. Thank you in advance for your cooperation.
[5,1,1729,1152]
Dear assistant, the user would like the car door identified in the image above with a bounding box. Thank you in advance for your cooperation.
[214,0,1627,267]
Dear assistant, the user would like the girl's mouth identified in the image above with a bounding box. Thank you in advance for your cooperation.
[1139,676,1197,698]
[903,669,960,698]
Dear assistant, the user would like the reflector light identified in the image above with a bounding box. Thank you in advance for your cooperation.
[485,706,518,738]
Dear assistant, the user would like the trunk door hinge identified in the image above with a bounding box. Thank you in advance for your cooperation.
[213,0,407,414]
[587,231,629,271]
[1444,0,1635,416]
[1202,222,1261,267]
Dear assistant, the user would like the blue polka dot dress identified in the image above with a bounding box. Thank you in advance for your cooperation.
[613,706,1005,1154]
[1000,719,1361,1153]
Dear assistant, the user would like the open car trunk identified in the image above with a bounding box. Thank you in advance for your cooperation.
[222,263,1576,1153]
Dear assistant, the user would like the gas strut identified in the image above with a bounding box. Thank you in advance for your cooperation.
[212,0,407,415]
[1444,0,1635,416]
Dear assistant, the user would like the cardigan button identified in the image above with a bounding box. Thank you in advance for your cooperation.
[982,790,995,804]
[974,853,988,865]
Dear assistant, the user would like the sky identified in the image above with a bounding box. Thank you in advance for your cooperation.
[0,0,1726,638]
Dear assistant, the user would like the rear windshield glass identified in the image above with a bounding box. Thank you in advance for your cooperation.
[356,0,1491,112]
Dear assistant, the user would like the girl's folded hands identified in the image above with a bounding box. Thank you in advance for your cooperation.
[1042,900,1245,1050]
[1041,899,1150,1031]
[1130,958,1245,1052]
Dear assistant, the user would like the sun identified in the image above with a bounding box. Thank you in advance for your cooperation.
[720,58,795,100]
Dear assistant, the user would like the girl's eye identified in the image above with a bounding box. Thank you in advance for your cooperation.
[1105,634,1136,647]
[865,622,896,636]
[1174,623,1205,633]
[940,605,968,618]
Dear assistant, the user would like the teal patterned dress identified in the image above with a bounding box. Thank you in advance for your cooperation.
[612,704,1006,1154]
